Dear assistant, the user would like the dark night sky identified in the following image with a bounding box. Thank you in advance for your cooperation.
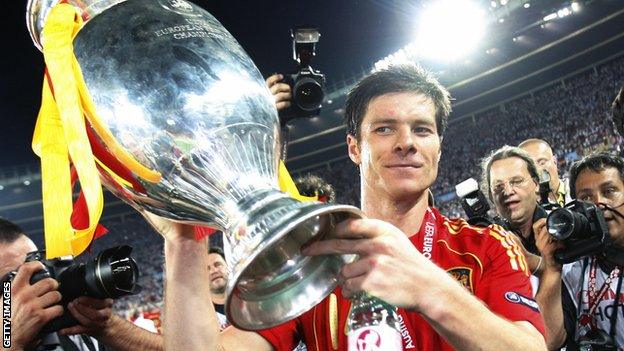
[0,0,416,168]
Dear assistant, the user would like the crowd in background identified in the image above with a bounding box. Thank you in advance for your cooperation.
[87,55,623,324]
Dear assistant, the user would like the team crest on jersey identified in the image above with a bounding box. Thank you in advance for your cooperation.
[447,267,474,293]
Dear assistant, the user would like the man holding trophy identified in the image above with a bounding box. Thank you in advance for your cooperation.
[155,65,548,350]
[24,0,547,350]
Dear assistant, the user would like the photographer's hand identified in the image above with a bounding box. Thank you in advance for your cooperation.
[60,296,113,337]
[266,73,292,111]
[8,262,63,351]
[533,218,567,350]
[533,218,563,273]
[61,297,164,351]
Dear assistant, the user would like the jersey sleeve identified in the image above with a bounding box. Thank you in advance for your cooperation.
[256,318,301,351]
[477,227,546,336]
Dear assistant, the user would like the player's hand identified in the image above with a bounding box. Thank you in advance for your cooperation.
[302,218,456,311]
[140,210,196,244]
[533,218,563,273]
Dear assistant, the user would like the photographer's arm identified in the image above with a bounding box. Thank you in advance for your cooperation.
[532,219,567,350]
[61,298,163,351]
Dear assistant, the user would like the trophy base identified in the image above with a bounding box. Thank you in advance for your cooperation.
[225,200,362,330]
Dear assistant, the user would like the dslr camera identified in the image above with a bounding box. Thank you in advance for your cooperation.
[280,27,325,123]
[547,200,611,264]
[1,245,141,335]
[455,178,509,228]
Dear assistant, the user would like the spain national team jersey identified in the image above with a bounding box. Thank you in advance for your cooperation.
[257,207,545,351]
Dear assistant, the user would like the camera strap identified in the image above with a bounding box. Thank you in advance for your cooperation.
[608,271,623,341]
[581,258,621,329]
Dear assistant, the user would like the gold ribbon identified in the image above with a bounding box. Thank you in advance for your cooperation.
[278,160,317,202]
[33,4,160,258]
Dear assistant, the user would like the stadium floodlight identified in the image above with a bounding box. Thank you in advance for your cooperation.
[571,2,581,12]
[543,12,558,21]
[414,0,487,62]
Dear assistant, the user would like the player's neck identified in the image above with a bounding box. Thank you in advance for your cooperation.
[361,189,430,237]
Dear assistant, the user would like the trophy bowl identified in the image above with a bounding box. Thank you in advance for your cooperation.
[27,0,362,330]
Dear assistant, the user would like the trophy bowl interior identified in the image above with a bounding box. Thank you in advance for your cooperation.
[225,204,362,330]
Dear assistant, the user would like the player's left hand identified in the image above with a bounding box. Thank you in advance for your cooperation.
[302,218,457,312]
[60,296,114,337]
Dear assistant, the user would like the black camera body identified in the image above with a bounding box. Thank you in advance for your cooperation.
[455,178,509,228]
[547,200,611,263]
[279,27,325,124]
[282,66,325,119]
[1,245,141,335]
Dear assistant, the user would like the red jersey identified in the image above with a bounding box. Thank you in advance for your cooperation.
[257,207,545,350]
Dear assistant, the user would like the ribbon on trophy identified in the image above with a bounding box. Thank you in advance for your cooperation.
[32,3,161,258]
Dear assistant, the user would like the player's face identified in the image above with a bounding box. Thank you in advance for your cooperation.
[574,167,624,248]
[490,157,539,228]
[347,92,441,201]
[207,253,228,294]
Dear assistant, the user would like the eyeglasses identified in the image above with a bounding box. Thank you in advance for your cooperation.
[491,177,530,195]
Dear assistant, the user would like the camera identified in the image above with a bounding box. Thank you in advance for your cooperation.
[578,328,617,351]
[1,245,141,335]
[455,178,509,228]
[280,27,325,124]
[547,200,611,263]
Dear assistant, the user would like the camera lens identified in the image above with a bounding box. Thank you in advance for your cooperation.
[547,208,589,241]
[89,245,141,298]
[294,77,323,111]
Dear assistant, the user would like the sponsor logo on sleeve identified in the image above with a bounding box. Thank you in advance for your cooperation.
[504,291,540,312]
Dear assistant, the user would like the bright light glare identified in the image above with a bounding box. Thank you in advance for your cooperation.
[571,2,580,12]
[415,0,486,61]
[543,12,557,21]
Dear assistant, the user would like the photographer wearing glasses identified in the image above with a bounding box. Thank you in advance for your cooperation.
[534,153,624,350]
[481,146,545,273]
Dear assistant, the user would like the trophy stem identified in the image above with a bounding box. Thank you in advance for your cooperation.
[224,190,361,330]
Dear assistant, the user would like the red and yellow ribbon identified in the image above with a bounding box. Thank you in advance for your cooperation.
[33,3,159,258]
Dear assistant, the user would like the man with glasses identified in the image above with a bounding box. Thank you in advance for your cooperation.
[481,145,544,258]
[533,152,624,350]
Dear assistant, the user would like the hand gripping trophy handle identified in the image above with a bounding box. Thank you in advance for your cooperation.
[26,0,362,330]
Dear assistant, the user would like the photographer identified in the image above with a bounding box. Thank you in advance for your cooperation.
[519,139,571,207]
[534,153,624,350]
[0,218,162,351]
[481,145,544,273]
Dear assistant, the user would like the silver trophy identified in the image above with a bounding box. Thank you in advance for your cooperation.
[27,0,362,330]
